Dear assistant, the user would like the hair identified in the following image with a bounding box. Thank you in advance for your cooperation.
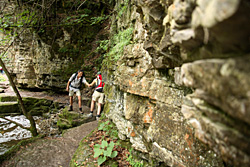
[77,70,85,77]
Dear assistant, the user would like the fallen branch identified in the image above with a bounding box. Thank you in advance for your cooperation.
[2,117,31,130]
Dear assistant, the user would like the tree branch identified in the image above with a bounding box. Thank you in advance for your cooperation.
[1,117,31,130]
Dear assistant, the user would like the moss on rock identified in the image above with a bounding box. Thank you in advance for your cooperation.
[0,102,19,114]
[0,95,17,102]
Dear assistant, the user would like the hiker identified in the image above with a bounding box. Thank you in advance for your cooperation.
[0,66,3,74]
[66,70,89,112]
[87,71,105,120]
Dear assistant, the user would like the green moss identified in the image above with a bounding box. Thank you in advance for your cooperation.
[21,97,53,115]
[102,27,134,68]
[57,118,72,129]
[0,102,19,114]
[0,95,17,102]
[0,75,6,82]
[70,127,98,167]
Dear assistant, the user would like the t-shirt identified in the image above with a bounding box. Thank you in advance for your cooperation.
[69,73,87,89]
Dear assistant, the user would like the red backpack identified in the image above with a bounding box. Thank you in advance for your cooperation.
[95,74,105,92]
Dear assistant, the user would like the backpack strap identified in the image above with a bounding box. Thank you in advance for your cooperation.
[70,73,77,83]
[70,72,83,89]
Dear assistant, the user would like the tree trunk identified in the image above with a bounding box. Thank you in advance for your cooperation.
[0,57,38,137]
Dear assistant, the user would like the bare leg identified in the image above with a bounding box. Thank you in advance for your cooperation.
[90,100,95,112]
[97,103,102,116]
[86,100,96,117]
[78,96,82,108]
[70,96,73,106]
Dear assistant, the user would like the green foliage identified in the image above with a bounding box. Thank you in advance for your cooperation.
[0,75,6,82]
[126,148,144,167]
[93,140,118,166]
[116,0,130,19]
[90,15,109,25]
[95,40,109,53]
[58,46,80,54]
[98,120,119,139]
[102,27,133,67]
[61,14,89,25]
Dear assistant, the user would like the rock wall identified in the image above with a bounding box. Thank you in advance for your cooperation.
[2,0,250,166]
[103,0,250,166]
[1,0,108,90]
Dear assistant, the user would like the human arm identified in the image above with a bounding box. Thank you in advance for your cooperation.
[88,79,96,87]
[66,80,71,91]
[82,77,90,87]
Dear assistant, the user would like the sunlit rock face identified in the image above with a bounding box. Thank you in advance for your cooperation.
[6,30,71,89]
[1,1,70,89]
[104,0,250,166]
[1,0,104,90]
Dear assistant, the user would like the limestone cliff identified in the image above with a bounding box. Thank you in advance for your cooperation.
[2,0,250,166]
[1,0,110,90]
[103,0,250,166]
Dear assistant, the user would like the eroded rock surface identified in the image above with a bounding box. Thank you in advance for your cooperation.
[103,0,250,166]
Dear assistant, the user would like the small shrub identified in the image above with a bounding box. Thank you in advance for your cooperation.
[102,27,134,67]
[126,148,144,167]
[0,75,6,82]
[98,120,118,139]
[93,140,118,166]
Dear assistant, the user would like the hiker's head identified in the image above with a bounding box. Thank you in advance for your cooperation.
[97,71,102,79]
[77,70,84,77]
[96,71,101,77]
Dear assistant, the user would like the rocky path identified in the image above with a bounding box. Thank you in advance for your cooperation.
[0,73,93,112]
[0,74,98,166]
[1,121,98,167]
[1,74,69,104]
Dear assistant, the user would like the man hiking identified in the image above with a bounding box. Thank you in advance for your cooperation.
[66,70,89,113]
[87,71,105,120]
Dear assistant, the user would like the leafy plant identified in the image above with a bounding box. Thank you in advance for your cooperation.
[61,14,89,25]
[98,120,119,139]
[0,75,6,82]
[95,40,109,53]
[93,140,118,166]
[102,27,134,67]
[116,0,130,19]
[126,148,144,167]
[90,15,109,25]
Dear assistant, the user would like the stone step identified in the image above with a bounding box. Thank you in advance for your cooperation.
[0,113,21,117]
[0,88,4,93]
[0,95,17,102]
[0,101,20,114]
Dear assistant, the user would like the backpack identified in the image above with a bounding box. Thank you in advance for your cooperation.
[95,74,105,92]
[70,71,85,89]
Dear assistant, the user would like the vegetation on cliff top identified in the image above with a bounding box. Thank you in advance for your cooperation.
[0,0,113,83]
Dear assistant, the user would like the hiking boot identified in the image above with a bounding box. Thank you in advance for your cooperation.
[96,115,101,121]
[79,107,82,112]
[87,113,93,117]
[68,105,73,111]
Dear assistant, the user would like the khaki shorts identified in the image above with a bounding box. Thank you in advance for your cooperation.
[92,91,105,104]
[69,88,81,97]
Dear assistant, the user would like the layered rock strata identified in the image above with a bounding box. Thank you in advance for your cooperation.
[103,0,250,166]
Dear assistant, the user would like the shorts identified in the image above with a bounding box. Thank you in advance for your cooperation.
[69,87,81,97]
[92,91,105,104]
